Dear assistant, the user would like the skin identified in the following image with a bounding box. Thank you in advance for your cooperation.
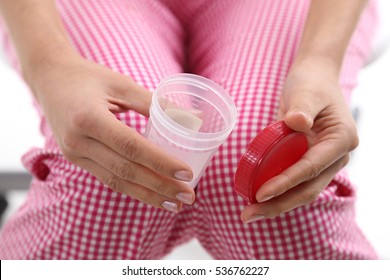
[0,0,367,219]
[242,0,368,222]
[0,0,195,213]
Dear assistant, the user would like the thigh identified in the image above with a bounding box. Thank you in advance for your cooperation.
[0,160,182,259]
[0,0,188,259]
[185,0,378,259]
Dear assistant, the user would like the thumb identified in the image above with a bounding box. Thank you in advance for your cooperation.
[282,90,324,133]
[110,75,153,117]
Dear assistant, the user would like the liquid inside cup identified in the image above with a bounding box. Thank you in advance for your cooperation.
[159,94,227,134]
[145,74,237,188]
[164,108,203,132]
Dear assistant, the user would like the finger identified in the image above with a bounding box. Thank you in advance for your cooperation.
[282,89,327,132]
[255,137,349,203]
[242,154,350,222]
[109,75,152,117]
[80,137,195,204]
[85,109,193,182]
[77,157,184,213]
[276,106,284,121]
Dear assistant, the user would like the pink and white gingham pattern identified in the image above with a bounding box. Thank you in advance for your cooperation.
[0,0,378,259]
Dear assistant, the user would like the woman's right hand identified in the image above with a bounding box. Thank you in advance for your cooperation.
[27,52,195,213]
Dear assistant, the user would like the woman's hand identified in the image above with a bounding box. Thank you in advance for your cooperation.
[29,53,195,213]
[241,58,359,222]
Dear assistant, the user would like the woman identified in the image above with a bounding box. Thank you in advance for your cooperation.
[0,0,378,259]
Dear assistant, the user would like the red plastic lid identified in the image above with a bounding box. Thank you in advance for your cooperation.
[234,121,308,203]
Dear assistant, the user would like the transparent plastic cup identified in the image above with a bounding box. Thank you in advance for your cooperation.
[145,73,237,188]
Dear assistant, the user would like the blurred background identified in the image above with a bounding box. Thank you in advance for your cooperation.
[1,1,389,259]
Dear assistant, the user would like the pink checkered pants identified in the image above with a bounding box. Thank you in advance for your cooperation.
[0,0,378,259]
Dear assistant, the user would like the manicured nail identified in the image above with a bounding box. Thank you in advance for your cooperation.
[162,201,179,213]
[245,215,265,224]
[258,195,274,203]
[174,170,192,181]
[176,192,194,205]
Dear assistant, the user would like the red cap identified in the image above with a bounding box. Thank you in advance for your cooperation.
[234,121,308,203]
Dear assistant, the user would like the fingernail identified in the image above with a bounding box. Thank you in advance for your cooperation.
[245,215,265,224]
[174,170,192,181]
[258,195,274,203]
[288,110,310,121]
[162,201,179,213]
[176,192,194,205]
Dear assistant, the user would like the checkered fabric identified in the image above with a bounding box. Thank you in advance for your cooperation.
[0,0,378,259]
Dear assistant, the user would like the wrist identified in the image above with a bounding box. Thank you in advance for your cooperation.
[290,53,341,80]
[22,43,81,95]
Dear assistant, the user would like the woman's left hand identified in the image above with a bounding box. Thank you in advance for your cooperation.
[241,58,359,223]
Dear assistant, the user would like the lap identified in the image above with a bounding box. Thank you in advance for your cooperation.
[0,0,379,259]
[185,0,378,259]
[0,0,189,259]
